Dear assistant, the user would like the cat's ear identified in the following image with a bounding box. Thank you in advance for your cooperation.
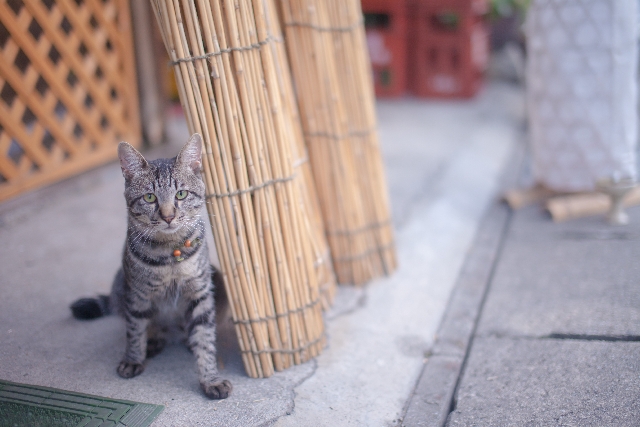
[177,133,203,174]
[118,142,148,181]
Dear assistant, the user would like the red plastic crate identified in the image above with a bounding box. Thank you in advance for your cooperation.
[362,0,408,97]
[410,0,489,98]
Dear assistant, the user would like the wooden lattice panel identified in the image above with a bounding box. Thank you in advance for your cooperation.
[0,0,140,202]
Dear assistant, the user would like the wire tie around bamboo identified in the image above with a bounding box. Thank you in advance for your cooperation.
[325,219,393,236]
[241,333,325,355]
[168,35,284,65]
[233,296,322,325]
[332,242,396,263]
[283,18,364,32]
[204,173,297,199]
[305,128,376,141]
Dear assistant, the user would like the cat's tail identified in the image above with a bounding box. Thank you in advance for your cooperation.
[70,295,112,320]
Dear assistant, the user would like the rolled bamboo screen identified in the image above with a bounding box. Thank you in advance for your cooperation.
[279,0,397,285]
[0,0,140,202]
[261,0,337,309]
[150,0,327,378]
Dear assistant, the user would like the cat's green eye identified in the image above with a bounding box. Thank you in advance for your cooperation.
[176,190,188,200]
[143,193,157,203]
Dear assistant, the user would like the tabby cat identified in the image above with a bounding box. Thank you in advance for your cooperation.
[70,134,231,399]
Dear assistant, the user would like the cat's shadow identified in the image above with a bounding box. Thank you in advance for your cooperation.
[135,314,245,395]
[214,314,245,376]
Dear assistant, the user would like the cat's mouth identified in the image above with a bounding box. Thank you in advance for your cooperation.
[159,222,183,234]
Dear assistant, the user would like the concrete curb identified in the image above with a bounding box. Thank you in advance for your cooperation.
[402,140,526,427]
[402,202,512,427]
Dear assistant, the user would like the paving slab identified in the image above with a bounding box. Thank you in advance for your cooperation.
[477,205,640,338]
[447,337,640,426]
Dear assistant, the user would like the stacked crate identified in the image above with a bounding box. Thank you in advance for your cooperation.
[361,0,408,97]
[410,0,488,98]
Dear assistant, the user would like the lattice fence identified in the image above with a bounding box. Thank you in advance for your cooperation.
[0,0,140,202]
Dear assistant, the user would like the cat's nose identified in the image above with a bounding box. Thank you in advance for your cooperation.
[161,214,175,224]
[160,206,176,224]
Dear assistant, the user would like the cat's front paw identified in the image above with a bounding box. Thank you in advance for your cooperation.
[201,379,232,399]
[117,361,145,378]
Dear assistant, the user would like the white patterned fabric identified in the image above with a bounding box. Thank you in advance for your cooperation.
[526,0,638,191]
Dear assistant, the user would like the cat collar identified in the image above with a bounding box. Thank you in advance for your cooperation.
[173,237,202,262]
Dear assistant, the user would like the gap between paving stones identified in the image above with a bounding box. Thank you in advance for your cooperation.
[478,332,640,342]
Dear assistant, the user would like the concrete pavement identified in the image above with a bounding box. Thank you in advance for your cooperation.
[404,155,640,425]
[5,72,635,427]
[0,81,524,426]
[445,204,640,426]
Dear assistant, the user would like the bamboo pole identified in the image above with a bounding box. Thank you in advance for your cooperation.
[279,0,397,285]
[503,184,560,210]
[546,187,640,222]
[151,0,327,378]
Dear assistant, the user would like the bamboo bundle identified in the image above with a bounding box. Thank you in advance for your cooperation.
[261,0,337,308]
[279,0,397,285]
[150,0,326,378]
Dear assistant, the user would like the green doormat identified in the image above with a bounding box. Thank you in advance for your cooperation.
[0,380,163,427]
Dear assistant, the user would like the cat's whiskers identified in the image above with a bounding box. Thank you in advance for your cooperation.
[128,224,150,242]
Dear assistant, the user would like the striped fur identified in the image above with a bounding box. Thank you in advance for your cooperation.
[71,134,231,399]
